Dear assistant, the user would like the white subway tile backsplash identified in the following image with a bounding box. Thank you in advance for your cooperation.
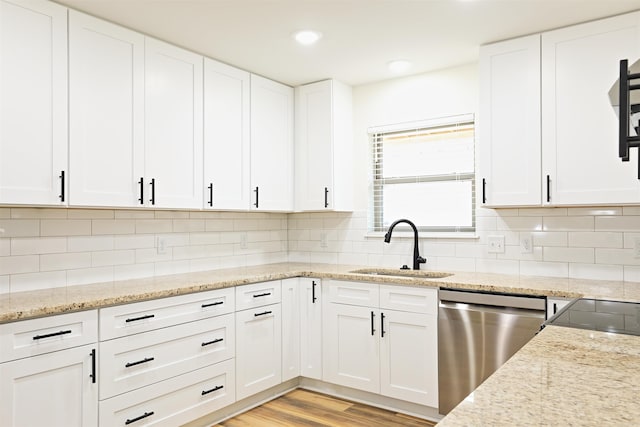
[173,219,205,232]
[544,247,594,263]
[0,208,10,219]
[205,219,234,232]
[568,232,623,249]
[623,266,640,282]
[189,232,221,245]
[68,236,115,252]
[114,235,155,250]
[520,261,568,277]
[154,260,190,276]
[114,263,155,281]
[155,210,190,219]
[595,216,640,231]
[234,219,260,231]
[476,258,519,275]
[0,276,9,294]
[435,256,476,272]
[568,263,623,281]
[0,239,9,256]
[11,237,67,255]
[115,210,155,219]
[67,209,114,219]
[0,255,39,275]
[543,216,594,231]
[0,220,40,237]
[11,208,67,219]
[567,207,623,216]
[595,248,640,266]
[91,250,135,267]
[622,206,640,215]
[10,271,66,292]
[40,252,91,272]
[531,232,567,247]
[135,248,173,264]
[135,219,172,234]
[519,207,567,217]
[41,219,90,236]
[67,267,114,286]
[497,216,542,231]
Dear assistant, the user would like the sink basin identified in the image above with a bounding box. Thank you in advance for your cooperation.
[349,268,452,279]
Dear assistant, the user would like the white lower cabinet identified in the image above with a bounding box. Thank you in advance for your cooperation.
[281,278,301,381]
[323,281,438,407]
[300,278,322,380]
[0,310,98,427]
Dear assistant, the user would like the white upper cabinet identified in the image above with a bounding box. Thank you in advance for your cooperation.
[250,74,294,211]
[145,37,203,209]
[0,0,67,205]
[203,58,250,210]
[542,12,640,205]
[295,79,353,212]
[479,35,541,207]
[69,10,145,207]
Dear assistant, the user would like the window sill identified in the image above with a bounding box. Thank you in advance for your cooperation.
[365,231,479,240]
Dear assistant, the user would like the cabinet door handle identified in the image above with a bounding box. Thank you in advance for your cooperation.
[125,411,154,425]
[324,187,329,208]
[33,330,72,340]
[201,385,224,396]
[125,357,155,368]
[59,170,65,202]
[546,175,551,203]
[381,312,386,338]
[312,280,317,303]
[138,177,144,205]
[208,183,213,207]
[90,348,96,384]
[482,178,486,204]
[149,178,156,205]
[254,186,259,208]
[125,314,155,323]
[201,301,223,308]
[254,310,272,317]
[201,338,223,347]
[370,311,375,336]
[553,303,558,315]
[253,292,271,298]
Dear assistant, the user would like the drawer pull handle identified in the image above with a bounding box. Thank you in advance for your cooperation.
[312,280,318,303]
[125,357,155,368]
[90,348,97,384]
[201,338,224,347]
[125,314,155,323]
[201,385,224,396]
[253,292,271,298]
[254,310,272,317]
[125,411,154,425]
[201,301,224,308]
[33,330,72,340]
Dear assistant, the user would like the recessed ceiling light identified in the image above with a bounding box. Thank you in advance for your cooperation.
[293,30,322,45]
[388,60,412,73]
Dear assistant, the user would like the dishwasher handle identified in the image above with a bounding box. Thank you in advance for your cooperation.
[439,299,545,318]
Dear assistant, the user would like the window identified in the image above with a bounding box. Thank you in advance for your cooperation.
[369,114,475,233]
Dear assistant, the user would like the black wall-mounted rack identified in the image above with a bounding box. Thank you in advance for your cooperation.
[619,59,640,178]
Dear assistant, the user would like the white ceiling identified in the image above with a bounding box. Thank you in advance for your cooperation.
[55,0,640,87]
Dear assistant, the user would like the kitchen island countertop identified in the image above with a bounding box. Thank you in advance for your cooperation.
[437,325,640,426]
[3,262,640,323]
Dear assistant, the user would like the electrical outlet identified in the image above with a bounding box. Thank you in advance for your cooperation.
[240,232,248,250]
[320,232,328,248]
[634,237,640,258]
[520,234,533,254]
[487,235,505,254]
[156,236,166,255]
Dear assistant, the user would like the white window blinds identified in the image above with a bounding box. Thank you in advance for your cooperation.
[369,114,475,233]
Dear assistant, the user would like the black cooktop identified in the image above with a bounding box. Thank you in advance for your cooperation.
[544,298,640,336]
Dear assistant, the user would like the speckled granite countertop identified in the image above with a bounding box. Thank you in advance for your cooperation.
[437,325,640,426]
[3,262,640,323]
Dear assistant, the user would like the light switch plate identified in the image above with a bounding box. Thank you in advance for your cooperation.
[488,235,505,254]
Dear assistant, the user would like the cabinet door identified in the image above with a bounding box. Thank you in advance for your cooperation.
[203,58,250,210]
[295,80,333,211]
[542,12,640,205]
[250,74,294,211]
[281,278,300,381]
[300,278,322,379]
[0,0,67,205]
[323,303,379,393]
[69,11,144,207]
[295,79,353,212]
[380,310,438,407]
[479,35,541,207]
[145,37,203,209]
[0,344,98,426]
[235,303,282,400]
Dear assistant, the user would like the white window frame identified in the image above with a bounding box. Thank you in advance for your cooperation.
[369,114,476,234]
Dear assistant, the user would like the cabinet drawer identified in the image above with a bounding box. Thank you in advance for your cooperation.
[99,359,235,427]
[235,280,281,311]
[0,310,98,363]
[100,313,234,399]
[327,280,379,307]
[380,285,438,315]
[100,287,234,340]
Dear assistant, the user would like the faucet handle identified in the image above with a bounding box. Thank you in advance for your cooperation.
[417,256,426,264]
[400,265,410,270]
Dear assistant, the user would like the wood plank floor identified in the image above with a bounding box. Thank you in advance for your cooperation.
[212,389,437,427]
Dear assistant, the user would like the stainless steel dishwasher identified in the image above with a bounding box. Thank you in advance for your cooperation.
[438,288,546,415]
